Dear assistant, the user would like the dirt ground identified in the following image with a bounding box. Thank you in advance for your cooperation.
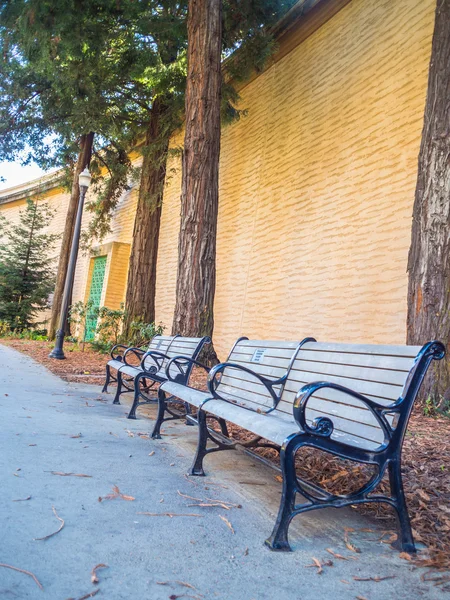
[2,338,450,578]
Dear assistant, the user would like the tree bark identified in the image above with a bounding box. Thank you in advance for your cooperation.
[172,0,222,362]
[48,132,94,339]
[407,0,450,407]
[122,99,169,338]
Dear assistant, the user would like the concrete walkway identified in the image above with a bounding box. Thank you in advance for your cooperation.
[0,344,437,599]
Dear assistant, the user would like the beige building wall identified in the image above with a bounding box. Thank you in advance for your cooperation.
[155,0,436,359]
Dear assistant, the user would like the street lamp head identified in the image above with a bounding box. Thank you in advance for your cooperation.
[78,168,92,190]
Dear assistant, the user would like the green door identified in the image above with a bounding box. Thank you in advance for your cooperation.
[85,256,107,341]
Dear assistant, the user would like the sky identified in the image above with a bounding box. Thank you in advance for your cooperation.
[0,160,57,191]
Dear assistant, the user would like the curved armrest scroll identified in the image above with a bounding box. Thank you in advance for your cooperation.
[122,347,146,366]
[139,349,170,372]
[294,381,395,440]
[110,344,130,360]
[207,362,283,410]
[165,356,211,382]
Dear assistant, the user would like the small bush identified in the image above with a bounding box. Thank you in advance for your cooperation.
[123,319,165,348]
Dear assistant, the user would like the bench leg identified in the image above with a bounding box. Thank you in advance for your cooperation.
[151,388,167,439]
[265,436,302,552]
[389,459,416,553]
[190,409,209,476]
[127,374,142,419]
[102,364,111,393]
[112,370,123,405]
[190,409,235,476]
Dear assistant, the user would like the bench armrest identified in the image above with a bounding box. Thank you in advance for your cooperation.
[165,356,211,383]
[110,344,131,360]
[293,381,395,440]
[122,347,147,366]
[139,349,170,372]
[207,362,284,411]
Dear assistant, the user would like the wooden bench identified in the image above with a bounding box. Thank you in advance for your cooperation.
[102,334,176,394]
[116,335,211,419]
[156,338,445,553]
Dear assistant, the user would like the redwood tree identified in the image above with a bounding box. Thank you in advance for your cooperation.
[407,0,450,407]
[123,99,170,334]
[172,0,222,355]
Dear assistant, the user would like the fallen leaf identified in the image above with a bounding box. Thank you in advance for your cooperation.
[138,512,202,518]
[98,485,135,502]
[305,557,323,575]
[148,451,155,456]
[75,589,100,600]
[326,548,357,561]
[399,552,413,561]
[70,434,82,439]
[219,515,235,534]
[91,563,108,584]
[48,471,92,478]
[13,496,31,502]
[0,563,43,590]
[354,576,396,582]
[34,506,64,541]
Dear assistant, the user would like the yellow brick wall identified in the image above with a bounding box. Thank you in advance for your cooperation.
[155,0,436,359]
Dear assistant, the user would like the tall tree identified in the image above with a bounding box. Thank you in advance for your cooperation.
[0,0,138,338]
[0,199,58,330]
[172,0,290,358]
[172,0,222,350]
[407,0,450,407]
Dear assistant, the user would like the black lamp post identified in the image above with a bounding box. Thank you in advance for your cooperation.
[49,167,92,359]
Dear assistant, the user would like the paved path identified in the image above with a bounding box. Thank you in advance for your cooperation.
[0,344,438,599]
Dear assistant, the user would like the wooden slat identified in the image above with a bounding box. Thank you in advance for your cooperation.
[294,349,416,372]
[284,371,402,402]
[290,359,408,387]
[222,359,287,379]
[233,340,300,350]
[301,341,422,358]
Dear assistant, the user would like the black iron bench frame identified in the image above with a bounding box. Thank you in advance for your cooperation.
[155,339,445,553]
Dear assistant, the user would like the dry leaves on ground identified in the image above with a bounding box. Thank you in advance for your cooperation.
[0,563,43,590]
[98,485,135,502]
[34,506,65,541]
[91,564,108,584]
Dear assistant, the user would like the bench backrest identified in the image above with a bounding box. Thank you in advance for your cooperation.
[215,339,303,410]
[147,335,176,354]
[279,341,425,451]
[144,335,210,382]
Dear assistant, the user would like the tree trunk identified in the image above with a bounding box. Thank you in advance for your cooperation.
[122,99,169,339]
[48,132,94,339]
[407,0,450,408]
[172,0,222,363]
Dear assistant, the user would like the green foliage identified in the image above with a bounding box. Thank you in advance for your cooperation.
[68,299,164,352]
[95,305,126,347]
[423,394,450,418]
[0,198,58,330]
[124,319,166,349]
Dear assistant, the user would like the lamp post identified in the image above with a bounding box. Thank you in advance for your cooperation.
[49,167,92,359]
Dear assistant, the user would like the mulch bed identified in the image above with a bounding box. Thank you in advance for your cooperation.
[3,338,450,576]
[0,339,108,386]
